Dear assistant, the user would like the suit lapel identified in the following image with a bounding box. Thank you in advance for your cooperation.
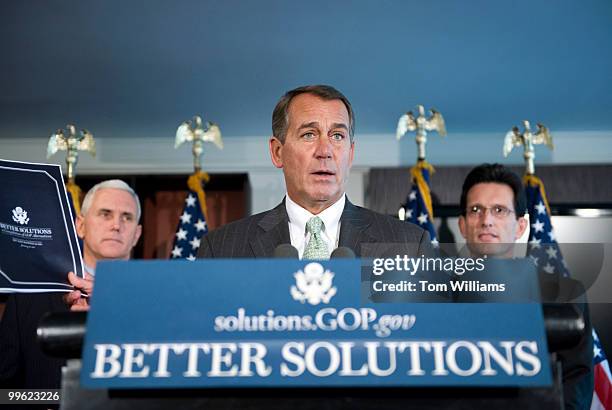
[339,200,375,256]
[250,201,291,257]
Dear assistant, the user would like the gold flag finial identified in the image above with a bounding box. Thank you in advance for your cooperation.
[396,105,446,161]
[503,120,553,175]
[46,124,96,183]
[175,115,223,172]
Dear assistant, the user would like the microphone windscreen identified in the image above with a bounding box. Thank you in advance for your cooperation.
[273,244,299,258]
[330,246,356,258]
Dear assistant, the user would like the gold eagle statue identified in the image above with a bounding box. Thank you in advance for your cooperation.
[396,106,447,140]
[47,124,96,159]
[503,121,553,158]
[175,115,223,150]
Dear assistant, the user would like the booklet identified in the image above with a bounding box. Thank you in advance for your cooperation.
[0,159,84,292]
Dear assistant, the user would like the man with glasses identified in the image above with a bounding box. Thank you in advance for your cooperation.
[458,163,528,258]
[457,163,593,410]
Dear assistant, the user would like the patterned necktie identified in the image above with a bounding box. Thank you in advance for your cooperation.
[302,216,329,260]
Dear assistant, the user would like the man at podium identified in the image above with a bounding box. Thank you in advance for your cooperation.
[198,85,432,259]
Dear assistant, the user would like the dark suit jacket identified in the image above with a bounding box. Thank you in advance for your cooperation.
[197,199,432,258]
[540,274,594,410]
[0,293,67,392]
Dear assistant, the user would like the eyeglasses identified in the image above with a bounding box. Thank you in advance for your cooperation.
[467,205,515,219]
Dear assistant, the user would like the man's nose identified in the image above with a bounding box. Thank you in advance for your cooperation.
[314,136,332,159]
[110,215,122,231]
[479,209,495,226]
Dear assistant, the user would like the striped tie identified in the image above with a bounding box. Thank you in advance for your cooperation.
[302,216,329,260]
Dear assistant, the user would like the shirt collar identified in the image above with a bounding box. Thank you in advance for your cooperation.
[285,194,345,237]
[84,263,96,277]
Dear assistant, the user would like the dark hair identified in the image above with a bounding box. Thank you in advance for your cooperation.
[272,85,355,144]
[460,163,526,218]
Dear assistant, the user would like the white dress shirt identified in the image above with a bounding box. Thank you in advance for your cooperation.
[285,194,345,259]
[84,264,95,278]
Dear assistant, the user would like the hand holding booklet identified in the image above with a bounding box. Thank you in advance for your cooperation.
[0,159,84,293]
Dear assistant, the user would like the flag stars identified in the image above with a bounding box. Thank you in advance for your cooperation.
[185,194,197,207]
[171,246,183,258]
[542,262,555,274]
[531,219,545,233]
[172,190,208,260]
[529,255,539,266]
[528,237,541,250]
[417,212,428,225]
[194,219,207,232]
[535,201,547,215]
[594,344,601,359]
[175,228,187,241]
[409,191,417,201]
[180,211,192,224]
[405,209,413,219]
[545,246,558,260]
[189,236,201,250]
[548,230,556,242]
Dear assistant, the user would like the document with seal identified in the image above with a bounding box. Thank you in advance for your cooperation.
[0,159,84,292]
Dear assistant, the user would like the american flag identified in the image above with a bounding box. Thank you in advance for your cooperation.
[524,174,611,409]
[592,329,612,409]
[170,172,209,260]
[401,161,438,246]
[524,175,569,276]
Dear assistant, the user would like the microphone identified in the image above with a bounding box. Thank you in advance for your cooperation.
[331,246,356,258]
[273,244,299,258]
[542,304,586,352]
[37,311,87,359]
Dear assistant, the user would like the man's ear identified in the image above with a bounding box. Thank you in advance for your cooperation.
[269,137,283,169]
[75,215,85,239]
[515,216,528,240]
[132,225,142,247]
[458,215,467,239]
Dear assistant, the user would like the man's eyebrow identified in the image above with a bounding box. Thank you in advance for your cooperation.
[97,208,135,216]
[297,122,349,131]
[297,121,320,131]
[468,203,511,208]
[330,123,349,132]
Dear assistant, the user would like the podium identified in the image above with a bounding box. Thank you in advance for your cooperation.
[56,359,563,410]
[37,259,586,409]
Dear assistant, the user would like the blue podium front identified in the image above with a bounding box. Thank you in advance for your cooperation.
[80,259,551,389]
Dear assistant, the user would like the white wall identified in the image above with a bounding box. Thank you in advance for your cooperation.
[1,130,610,214]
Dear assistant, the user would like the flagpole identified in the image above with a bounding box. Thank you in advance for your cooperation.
[170,115,222,260]
[395,105,446,246]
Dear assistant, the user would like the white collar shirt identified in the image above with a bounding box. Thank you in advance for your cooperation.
[285,194,345,259]
[84,263,95,278]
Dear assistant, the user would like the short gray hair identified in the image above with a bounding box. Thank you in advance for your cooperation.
[81,179,141,221]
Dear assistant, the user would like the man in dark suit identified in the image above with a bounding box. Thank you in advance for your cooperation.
[458,163,593,410]
[198,85,431,259]
[0,179,142,392]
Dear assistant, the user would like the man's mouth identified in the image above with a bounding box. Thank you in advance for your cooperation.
[478,232,498,242]
[311,170,335,176]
